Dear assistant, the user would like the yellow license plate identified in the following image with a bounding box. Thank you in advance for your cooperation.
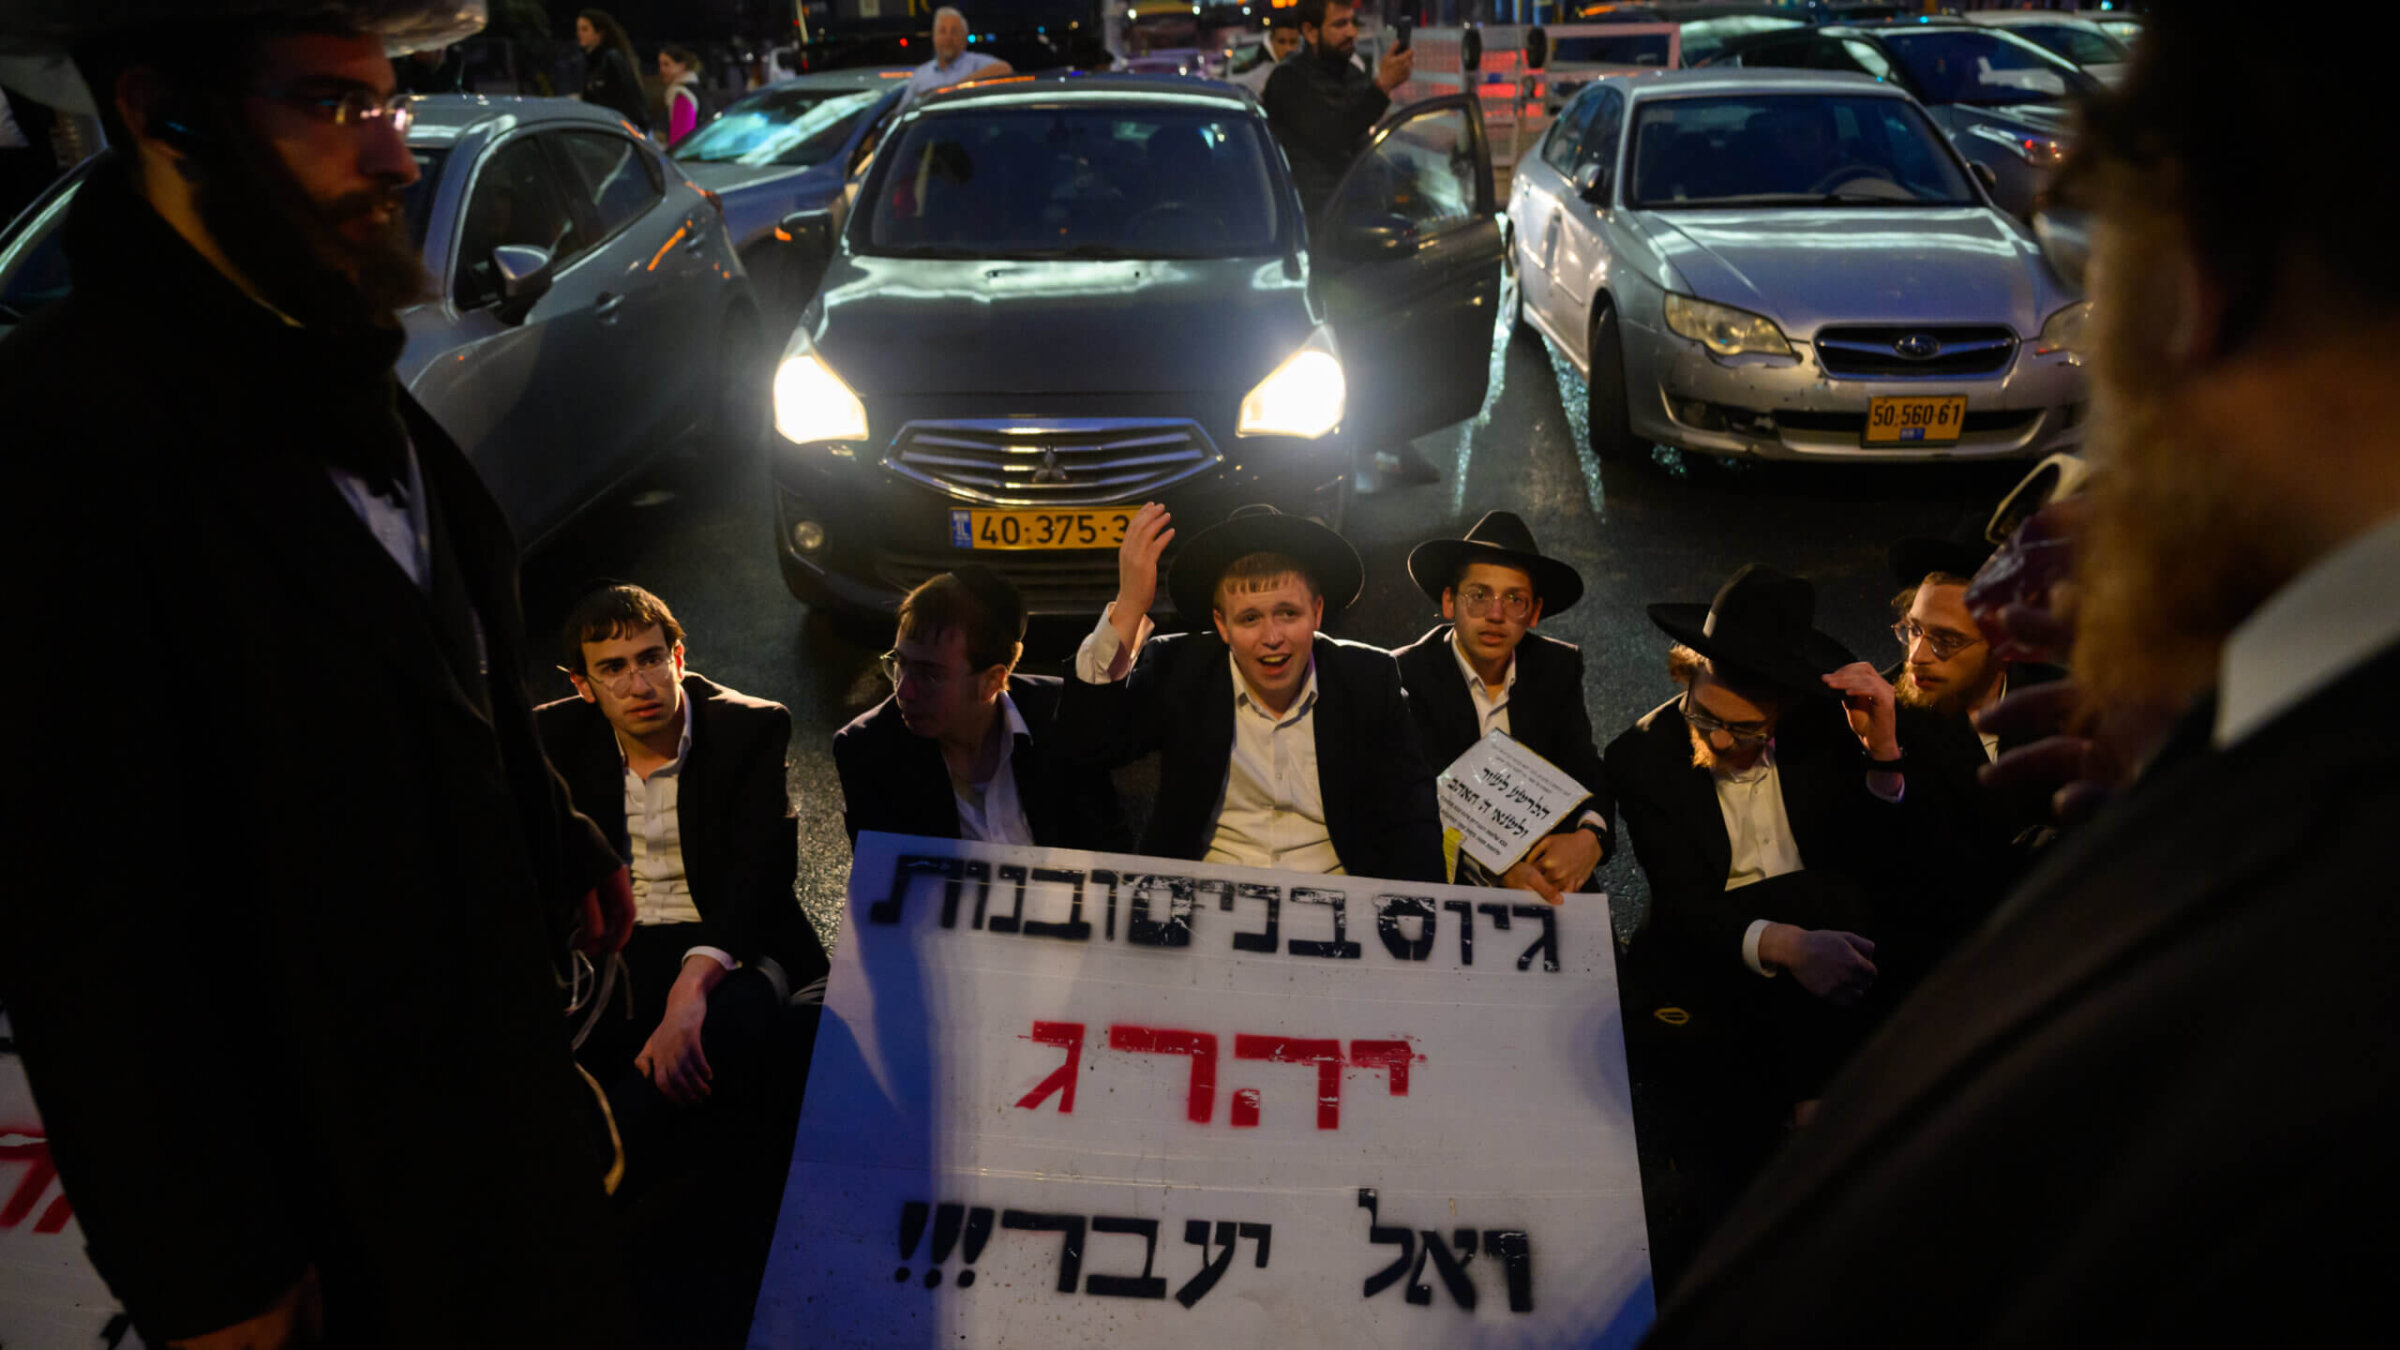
[950,508,1131,551]
[1865,394,1968,445]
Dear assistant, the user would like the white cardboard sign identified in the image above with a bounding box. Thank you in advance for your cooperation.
[750,833,1653,1348]
[1437,731,1588,873]
[1,1026,145,1350]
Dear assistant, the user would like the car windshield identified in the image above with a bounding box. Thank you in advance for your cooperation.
[1878,29,2100,106]
[672,86,886,166]
[1551,33,1674,66]
[2008,24,2131,67]
[861,105,1283,260]
[1627,93,1977,208]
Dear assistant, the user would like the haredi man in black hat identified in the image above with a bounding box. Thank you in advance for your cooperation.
[1605,566,1921,1086]
[1393,511,1613,901]
[1050,502,1445,882]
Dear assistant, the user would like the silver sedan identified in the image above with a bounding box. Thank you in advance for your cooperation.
[1509,68,2088,465]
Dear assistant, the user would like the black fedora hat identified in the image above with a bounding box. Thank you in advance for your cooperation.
[1887,512,1998,588]
[1407,510,1585,615]
[1167,504,1363,625]
[1648,564,1855,698]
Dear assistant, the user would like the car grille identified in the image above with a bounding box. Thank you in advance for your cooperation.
[1812,326,2017,379]
[882,418,1223,507]
[876,545,1153,617]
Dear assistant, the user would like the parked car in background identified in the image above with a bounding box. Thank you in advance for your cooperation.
[0,96,765,547]
[1965,11,2133,86]
[767,75,1502,616]
[1699,21,2102,219]
[1509,69,2087,466]
[1543,4,1812,107]
[1117,48,1225,79]
[671,68,909,328]
[2080,9,2146,48]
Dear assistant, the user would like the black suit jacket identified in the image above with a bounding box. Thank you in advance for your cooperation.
[1050,632,1447,884]
[832,674,1130,854]
[536,672,829,990]
[1890,660,2066,861]
[1606,695,1907,971]
[1,166,626,1344]
[1393,625,1615,850]
[1646,643,2400,1345]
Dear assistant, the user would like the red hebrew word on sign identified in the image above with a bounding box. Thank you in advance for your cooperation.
[1016,1025,1422,1129]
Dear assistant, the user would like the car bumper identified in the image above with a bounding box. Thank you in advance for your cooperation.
[1622,323,2088,464]
[770,394,1351,615]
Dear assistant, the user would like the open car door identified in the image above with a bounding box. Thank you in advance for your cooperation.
[1315,94,1503,454]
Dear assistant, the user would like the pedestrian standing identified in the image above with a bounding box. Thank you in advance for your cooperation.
[1645,3,2400,1340]
[658,43,702,143]
[899,6,1010,107]
[575,6,648,133]
[1260,0,1412,219]
[0,4,637,1346]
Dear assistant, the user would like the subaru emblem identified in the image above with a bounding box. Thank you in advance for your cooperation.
[1893,333,1943,361]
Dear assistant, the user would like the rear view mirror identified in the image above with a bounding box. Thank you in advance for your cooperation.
[1462,27,1484,74]
[1573,161,1611,205]
[1525,26,1550,72]
[492,244,554,322]
[1336,213,1418,260]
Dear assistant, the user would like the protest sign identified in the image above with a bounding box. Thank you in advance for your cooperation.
[751,833,1652,1348]
[1436,731,1588,874]
[0,1029,142,1349]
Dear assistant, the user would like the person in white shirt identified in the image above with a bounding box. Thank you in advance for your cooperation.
[1051,502,1445,882]
[834,567,1128,853]
[900,7,1012,106]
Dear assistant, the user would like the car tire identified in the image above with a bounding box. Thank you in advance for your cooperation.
[1586,301,1642,465]
[711,309,769,459]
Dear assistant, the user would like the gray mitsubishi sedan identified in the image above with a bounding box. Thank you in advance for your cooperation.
[1509,68,2088,465]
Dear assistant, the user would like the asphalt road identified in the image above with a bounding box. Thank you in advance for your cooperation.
[516,313,2031,952]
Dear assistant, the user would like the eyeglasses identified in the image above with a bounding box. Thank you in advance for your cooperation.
[593,648,678,697]
[1457,585,1533,621]
[880,650,963,691]
[254,87,416,135]
[1681,691,1772,747]
[1892,619,1986,663]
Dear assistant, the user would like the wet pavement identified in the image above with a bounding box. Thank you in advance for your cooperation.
[517,314,2029,950]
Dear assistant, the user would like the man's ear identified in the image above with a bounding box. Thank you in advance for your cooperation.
[1439,587,1457,622]
[1526,597,1544,629]
[568,672,598,704]
[1212,607,1232,644]
[2163,237,2231,367]
[672,640,688,670]
[1308,593,1325,629]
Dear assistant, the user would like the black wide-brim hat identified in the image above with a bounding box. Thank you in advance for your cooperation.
[1167,503,1363,626]
[1887,511,1998,588]
[1407,509,1584,614]
[1648,563,1855,699]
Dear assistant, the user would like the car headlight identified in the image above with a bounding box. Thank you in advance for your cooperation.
[773,345,870,445]
[1663,293,1792,358]
[1238,329,1345,439]
[2033,300,2088,356]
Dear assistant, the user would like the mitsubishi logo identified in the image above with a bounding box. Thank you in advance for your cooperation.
[1028,447,1070,485]
[1892,332,1944,361]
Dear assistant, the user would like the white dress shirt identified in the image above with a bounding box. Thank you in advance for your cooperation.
[1977,670,2008,764]
[1450,635,1609,839]
[1077,607,1343,873]
[620,699,735,972]
[2216,510,2400,748]
[953,693,1035,846]
[1709,748,1807,977]
[328,443,430,590]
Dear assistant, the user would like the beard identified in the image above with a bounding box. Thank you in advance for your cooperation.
[1895,661,1997,718]
[191,125,427,332]
[2071,191,2319,714]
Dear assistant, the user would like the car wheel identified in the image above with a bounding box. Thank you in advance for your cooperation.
[711,309,769,459]
[1586,301,1641,464]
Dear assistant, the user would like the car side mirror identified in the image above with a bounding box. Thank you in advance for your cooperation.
[1336,212,1418,260]
[492,244,554,323]
[1573,161,1612,206]
[1525,26,1550,72]
[1461,27,1483,74]
[1969,161,1999,194]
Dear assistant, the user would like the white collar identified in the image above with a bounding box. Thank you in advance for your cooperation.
[1449,629,1517,701]
[2216,511,2400,747]
[1230,650,1319,726]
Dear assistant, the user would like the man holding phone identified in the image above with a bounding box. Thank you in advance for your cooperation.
[1262,0,1413,218]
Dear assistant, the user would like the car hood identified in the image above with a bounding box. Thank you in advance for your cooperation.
[1634,207,2055,334]
[804,253,1317,396]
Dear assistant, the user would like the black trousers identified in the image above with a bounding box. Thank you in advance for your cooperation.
[574,924,819,1349]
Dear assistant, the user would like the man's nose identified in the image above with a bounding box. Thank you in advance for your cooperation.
[362,117,418,185]
[1709,729,1735,750]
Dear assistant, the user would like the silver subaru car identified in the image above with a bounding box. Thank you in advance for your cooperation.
[1509,68,2088,464]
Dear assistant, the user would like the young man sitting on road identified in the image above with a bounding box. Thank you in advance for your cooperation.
[835,566,1127,853]
[1052,502,1445,883]
[1393,510,1614,900]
